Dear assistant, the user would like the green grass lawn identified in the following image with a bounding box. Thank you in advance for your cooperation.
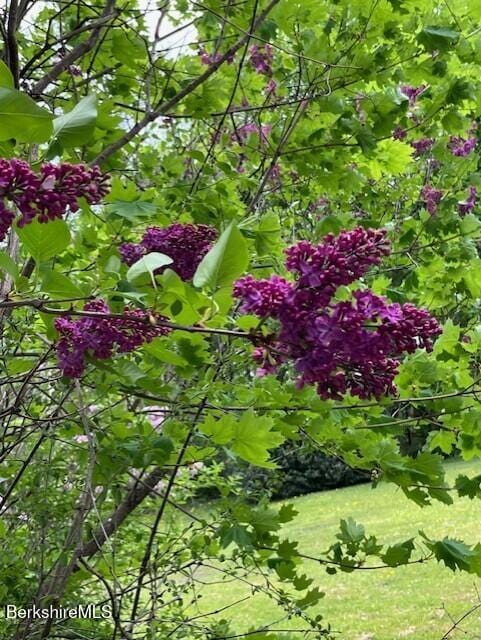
[196,459,481,640]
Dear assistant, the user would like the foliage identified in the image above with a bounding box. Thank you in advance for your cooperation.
[2,0,481,638]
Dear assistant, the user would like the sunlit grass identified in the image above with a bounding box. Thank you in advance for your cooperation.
[196,459,481,640]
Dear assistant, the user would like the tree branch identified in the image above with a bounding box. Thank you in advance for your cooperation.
[91,0,281,165]
[30,0,118,96]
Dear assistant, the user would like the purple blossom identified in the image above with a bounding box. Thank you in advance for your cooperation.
[266,163,281,183]
[119,242,146,266]
[458,186,477,215]
[393,126,407,140]
[119,223,217,281]
[55,299,170,378]
[233,275,293,317]
[231,123,271,144]
[401,84,427,106]
[448,135,477,157]
[421,184,442,215]
[265,79,277,96]
[234,228,440,400]
[411,138,434,155]
[0,159,110,239]
[249,44,273,75]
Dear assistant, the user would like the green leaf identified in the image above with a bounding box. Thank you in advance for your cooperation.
[425,536,477,572]
[455,474,481,499]
[230,410,284,468]
[200,412,284,468]
[0,88,53,142]
[193,221,249,290]
[419,26,460,52]
[433,319,460,356]
[0,61,14,88]
[381,540,414,567]
[106,200,158,220]
[0,250,19,281]
[52,95,97,148]
[126,252,173,284]
[16,219,71,262]
[41,270,84,299]
[338,517,365,543]
[296,587,324,609]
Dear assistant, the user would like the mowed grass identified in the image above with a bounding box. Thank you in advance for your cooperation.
[196,459,481,640]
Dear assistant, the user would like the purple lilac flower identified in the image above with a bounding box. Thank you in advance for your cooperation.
[421,184,443,215]
[458,186,477,215]
[234,228,440,400]
[411,138,434,155]
[265,79,277,96]
[401,84,427,106]
[393,126,407,140]
[119,223,217,281]
[231,123,271,144]
[55,299,170,378]
[249,44,273,75]
[233,275,293,317]
[0,159,110,240]
[119,242,146,266]
[448,136,477,157]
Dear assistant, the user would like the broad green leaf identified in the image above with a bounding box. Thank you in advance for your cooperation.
[0,61,14,88]
[381,540,414,567]
[433,319,460,356]
[419,26,460,51]
[193,221,249,290]
[363,139,413,179]
[42,270,84,299]
[106,200,158,219]
[230,410,285,468]
[126,252,173,284]
[0,250,19,281]
[199,414,235,446]
[455,474,481,499]
[0,88,53,142]
[338,518,365,543]
[424,535,478,572]
[52,95,97,147]
[296,587,324,609]
[16,219,71,262]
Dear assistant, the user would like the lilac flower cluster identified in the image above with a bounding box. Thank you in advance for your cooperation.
[119,223,218,281]
[231,123,271,144]
[55,299,170,377]
[448,135,477,157]
[458,186,477,215]
[265,78,277,96]
[421,184,443,215]
[0,159,109,240]
[401,84,427,106]
[249,44,273,75]
[234,228,440,400]
[393,126,407,140]
[411,138,434,155]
